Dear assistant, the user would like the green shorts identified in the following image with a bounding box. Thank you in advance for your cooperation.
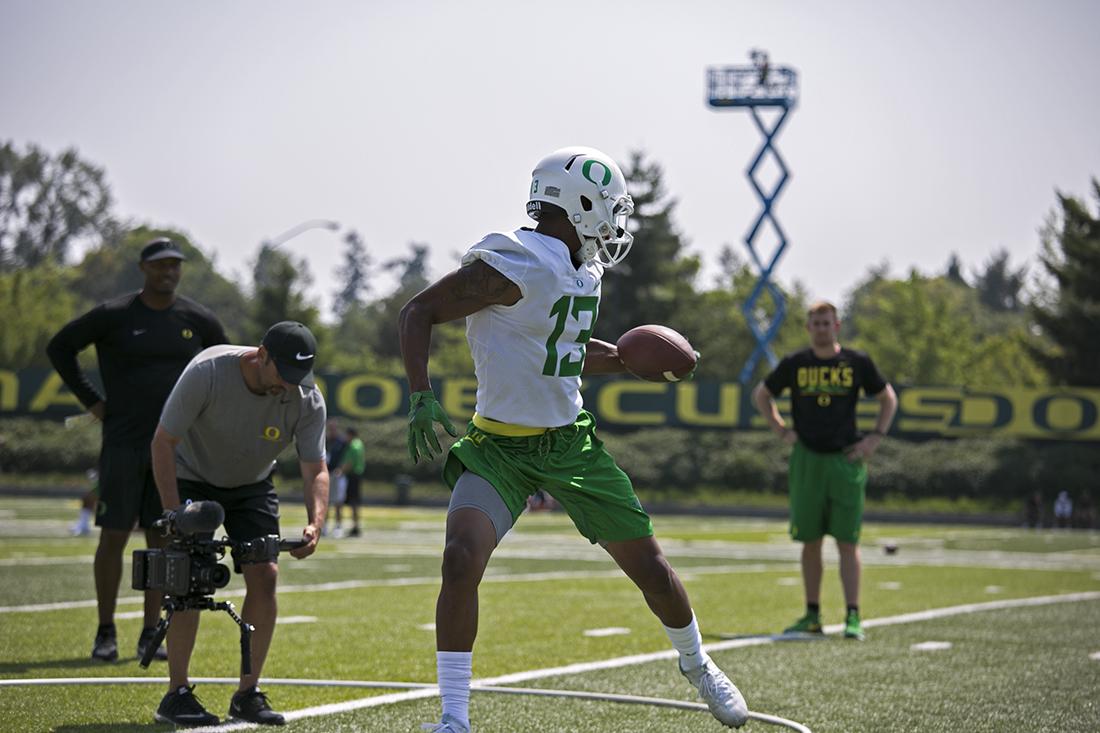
[788,441,867,544]
[442,410,654,544]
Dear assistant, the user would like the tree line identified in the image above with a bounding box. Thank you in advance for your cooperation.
[2,140,1097,388]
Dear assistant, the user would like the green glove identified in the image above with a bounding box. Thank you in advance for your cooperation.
[407,391,459,463]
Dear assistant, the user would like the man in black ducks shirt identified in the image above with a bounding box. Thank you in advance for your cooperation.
[752,301,897,642]
[47,238,227,663]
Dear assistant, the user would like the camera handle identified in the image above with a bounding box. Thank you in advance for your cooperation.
[139,595,257,676]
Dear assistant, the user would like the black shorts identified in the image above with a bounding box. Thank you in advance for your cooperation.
[97,442,163,531]
[177,477,281,547]
[344,474,361,507]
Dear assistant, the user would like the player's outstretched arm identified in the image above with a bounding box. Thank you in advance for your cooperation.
[582,338,627,375]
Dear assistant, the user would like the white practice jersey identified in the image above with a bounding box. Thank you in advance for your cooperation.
[462,229,603,428]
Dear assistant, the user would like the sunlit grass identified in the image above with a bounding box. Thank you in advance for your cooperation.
[1,498,1098,731]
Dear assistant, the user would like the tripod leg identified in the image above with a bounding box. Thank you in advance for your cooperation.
[140,610,173,669]
[216,600,256,678]
[240,622,253,677]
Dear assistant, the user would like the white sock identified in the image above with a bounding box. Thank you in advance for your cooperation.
[77,508,92,528]
[664,612,710,671]
[437,651,472,726]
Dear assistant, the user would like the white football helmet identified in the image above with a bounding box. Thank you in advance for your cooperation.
[526,146,635,267]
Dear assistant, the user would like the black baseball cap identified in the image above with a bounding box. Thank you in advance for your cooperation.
[140,238,187,262]
[261,321,317,388]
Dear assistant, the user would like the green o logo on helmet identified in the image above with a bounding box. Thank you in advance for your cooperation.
[582,159,613,186]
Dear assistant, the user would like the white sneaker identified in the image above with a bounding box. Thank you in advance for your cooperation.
[681,658,749,728]
[421,713,471,732]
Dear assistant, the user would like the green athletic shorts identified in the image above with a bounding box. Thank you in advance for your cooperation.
[788,441,867,544]
[442,410,654,544]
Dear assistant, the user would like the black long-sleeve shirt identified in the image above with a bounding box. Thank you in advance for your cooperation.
[46,292,227,444]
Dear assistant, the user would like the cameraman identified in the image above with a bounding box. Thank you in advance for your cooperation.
[150,321,328,727]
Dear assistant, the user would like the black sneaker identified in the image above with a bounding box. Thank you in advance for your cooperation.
[348,526,361,537]
[155,685,219,727]
[137,627,168,661]
[229,687,286,725]
[91,625,118,662]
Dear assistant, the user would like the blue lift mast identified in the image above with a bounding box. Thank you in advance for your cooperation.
[707,52,799,383]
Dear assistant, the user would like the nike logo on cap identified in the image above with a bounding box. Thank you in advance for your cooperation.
[296,352,313,360]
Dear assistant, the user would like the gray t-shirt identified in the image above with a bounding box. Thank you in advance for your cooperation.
[160,345,327,487]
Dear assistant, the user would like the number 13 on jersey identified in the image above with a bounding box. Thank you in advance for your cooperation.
[542,295,598,377]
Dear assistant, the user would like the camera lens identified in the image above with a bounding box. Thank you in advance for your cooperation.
[195,563,231,589]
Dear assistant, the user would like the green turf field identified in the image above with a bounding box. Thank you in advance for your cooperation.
[1,497,1098,732]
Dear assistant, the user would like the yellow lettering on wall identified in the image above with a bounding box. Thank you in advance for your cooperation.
[1043,395,1086,431]
[675,383,740,427]
[335,375,401,419]
[441,379,478,420]
[28,373,83,412]
[596,381,668,425]
[895,388,958,434]
[1005,388,1100,440]
[957,393,1007,430]
[0,370,17,411]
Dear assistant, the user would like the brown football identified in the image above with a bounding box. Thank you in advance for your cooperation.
[616,325,697,382]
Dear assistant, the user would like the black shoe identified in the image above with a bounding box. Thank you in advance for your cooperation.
[137,627,168,661]
[91,625,118,662]
[229,687,286,725]
[155,685,220,727]
[348,526,361,537]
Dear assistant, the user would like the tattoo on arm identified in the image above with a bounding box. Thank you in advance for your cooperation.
[446,260,519,305]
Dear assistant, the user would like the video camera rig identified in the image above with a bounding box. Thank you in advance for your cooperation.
[131,500,306,670]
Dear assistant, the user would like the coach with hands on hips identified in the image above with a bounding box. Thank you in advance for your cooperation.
[47,237,227,664]
[752,300,897,642]
[150,321,329,727]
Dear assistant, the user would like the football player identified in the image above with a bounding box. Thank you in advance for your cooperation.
[400,147,749,731]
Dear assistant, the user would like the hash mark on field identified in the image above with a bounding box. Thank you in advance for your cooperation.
[878,581,902,590]
[910,641,952,651]
[1090,651,1100,661]
[277,616,318,625]
[583,627,631,637]
[984,585,1004,594]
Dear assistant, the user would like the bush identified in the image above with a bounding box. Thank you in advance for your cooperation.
[2,417,1096,509]
[0,417,100,473]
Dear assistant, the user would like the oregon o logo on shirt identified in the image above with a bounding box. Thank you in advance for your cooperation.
[817,394,832,407]
[263,426,281,441]
[181,328,193,339]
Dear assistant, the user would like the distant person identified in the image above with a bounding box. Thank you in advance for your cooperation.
[150,320,328,726]
[332,426,365,537]
[1054,490,1073,529]
[324,420,348,535]
[400,146,748,732]
[47,237,227,663]
[752,300,898,642]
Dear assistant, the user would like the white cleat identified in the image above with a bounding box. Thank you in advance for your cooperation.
[681,658,749,728]
[421,713,471,733]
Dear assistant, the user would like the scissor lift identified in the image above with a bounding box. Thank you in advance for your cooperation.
[707,51,799,383]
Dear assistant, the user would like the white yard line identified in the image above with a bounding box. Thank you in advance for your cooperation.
[0,563,778,614]
[3,591,1095,732]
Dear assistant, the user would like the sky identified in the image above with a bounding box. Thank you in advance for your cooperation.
[3,0,1099,321]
